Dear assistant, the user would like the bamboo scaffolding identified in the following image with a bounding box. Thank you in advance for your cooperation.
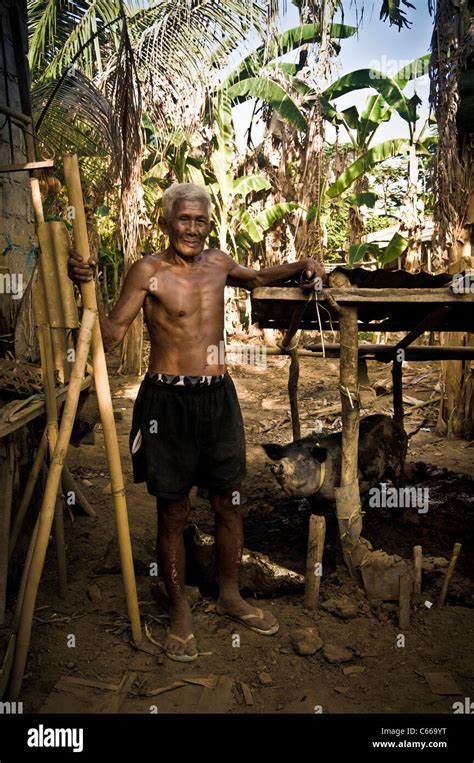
[63,153,141,645]
[9,307,97,700]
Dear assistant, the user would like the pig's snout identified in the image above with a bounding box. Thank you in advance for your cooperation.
[270,462,284,477]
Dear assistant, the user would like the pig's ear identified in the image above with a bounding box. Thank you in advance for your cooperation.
[311,446,328,463]
[261,443,284,460]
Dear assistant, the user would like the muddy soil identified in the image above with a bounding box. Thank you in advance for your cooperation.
[4,343,474,714]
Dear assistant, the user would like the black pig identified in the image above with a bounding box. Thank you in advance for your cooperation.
[262,414,408,504]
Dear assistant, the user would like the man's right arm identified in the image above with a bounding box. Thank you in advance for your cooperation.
[68,250,153,352]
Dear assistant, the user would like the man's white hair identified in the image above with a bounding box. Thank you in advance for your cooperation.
[162,183,212,221]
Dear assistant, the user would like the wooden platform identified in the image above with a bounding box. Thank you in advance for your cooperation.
[251,286,474,332]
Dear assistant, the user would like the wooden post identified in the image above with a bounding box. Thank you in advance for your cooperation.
[438,543,461,607]
[392,357,404,428]
[335,303,362,578]
[63,154,141,645]
[0,437,14,624]
[278,296,311,441]
[413,545,422,594]
[288,349,301,440]
[398,573,411,629]
[9,307,97,700]
[304,515,326,609]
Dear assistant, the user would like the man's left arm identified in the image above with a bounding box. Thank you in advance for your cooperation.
[225,255,326,291]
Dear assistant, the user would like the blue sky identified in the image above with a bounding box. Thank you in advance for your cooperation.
[233,2,435,152]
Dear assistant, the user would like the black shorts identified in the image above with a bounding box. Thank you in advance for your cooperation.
[129,372,246,501]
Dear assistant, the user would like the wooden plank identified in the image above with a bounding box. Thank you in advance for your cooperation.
[252,287,474,303]
[0,160,54,173]
[303,344,474,360]
[0,375,93,437]
[0,104,31,124]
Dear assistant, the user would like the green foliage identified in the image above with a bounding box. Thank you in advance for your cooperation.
[327,139,411,197]
[348,231,409,267]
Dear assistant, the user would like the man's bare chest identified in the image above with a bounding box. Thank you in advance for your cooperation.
[144,262,227,320]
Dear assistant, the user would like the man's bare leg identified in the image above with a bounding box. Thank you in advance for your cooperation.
[211,487,278,633]
[156,496,197,658]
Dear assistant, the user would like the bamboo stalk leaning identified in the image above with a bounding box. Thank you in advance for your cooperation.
[63,153,141,645]
[9,307,97,701]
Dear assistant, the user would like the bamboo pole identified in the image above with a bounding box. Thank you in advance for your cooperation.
[9,307,97,701]
[49,221,79,330]
[38,325,67,599]
[0,437,14,624]
[0,517,40,699]
[8,429,47,559]
[304,515,326,610]
[63,153,141,644]
[413,546,422,594]
[37,223,69,383]
[438,543,461,607]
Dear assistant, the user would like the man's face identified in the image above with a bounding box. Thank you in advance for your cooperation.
[160,200,211,258]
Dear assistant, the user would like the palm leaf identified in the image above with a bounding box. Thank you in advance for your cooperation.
[223,22,356,88]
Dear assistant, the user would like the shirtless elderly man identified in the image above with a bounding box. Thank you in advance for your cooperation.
[69,183,324,661]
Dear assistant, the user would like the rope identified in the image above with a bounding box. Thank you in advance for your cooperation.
[338,383,360,409]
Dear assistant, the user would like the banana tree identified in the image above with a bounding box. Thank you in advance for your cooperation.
[320,56,434,266]
[214,21,357,262]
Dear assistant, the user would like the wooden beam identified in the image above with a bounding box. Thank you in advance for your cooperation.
[303,344,474,360]
[252,287,474,303]
[0,160,54,173]
[0,104,31,124]
[395,305,452,351]
[0,375,93,438]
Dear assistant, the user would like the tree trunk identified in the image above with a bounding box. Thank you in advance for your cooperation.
[437,229,474,438]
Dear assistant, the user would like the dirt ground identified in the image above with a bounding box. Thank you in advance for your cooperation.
[8,339,474,714]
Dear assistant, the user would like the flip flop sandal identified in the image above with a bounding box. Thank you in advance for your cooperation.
[224,608,279,636]
[165,633,198,662]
